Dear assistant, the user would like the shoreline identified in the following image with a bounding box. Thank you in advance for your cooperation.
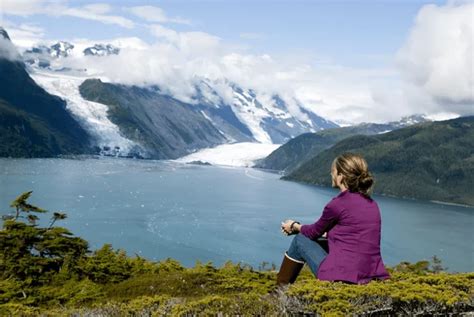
[1,155,473,208]
[279,177,474,209]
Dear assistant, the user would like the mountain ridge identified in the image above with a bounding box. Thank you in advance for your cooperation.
[255,114,430,172]
[282,116,474,206]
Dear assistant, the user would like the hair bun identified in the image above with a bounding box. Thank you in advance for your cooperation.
[357,171,373,189]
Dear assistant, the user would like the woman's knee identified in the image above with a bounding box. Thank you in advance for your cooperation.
[287,235,305,263]
[294,233,313,248]
[294,233,307,243]
[290,233,314,254]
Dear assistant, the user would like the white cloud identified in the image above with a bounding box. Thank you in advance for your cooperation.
[128,5,191,25]
[61,6,134,28]
[0,37,21,61]
[0,0,46,16]
[294,65,398,124]
[425,112,460,121]
[82,3,112,15]
[148,24,179,42]
[0,0,134,28]
[0,20,45,48]
[396,2,474,115]
[148,24,221,54]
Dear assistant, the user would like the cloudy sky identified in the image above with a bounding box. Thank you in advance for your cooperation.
[0,0,472,125]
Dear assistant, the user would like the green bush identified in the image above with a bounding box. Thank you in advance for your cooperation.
[285,271,474,315]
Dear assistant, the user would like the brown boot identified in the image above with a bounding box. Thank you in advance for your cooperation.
[276,252,305,286]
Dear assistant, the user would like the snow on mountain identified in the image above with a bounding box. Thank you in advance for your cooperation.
[23,41,122,69]
[231,88,274,143]
[50,41,74,58]
[175,142,281,167]
[23,47,50,68]
[193,80,339,144]
[23,41,75,68]
[376,114,431,133]
[83,44,120,56]
[394,114,429,127]
[29,69,143,157]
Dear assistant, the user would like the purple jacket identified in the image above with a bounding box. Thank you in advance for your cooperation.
[300,189,391,284]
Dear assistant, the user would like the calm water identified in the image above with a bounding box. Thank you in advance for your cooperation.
[0,157,472,273]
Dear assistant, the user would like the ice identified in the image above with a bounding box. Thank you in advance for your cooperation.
[175,142,280,167]
[231,91,272,143]
[29,69,139,156]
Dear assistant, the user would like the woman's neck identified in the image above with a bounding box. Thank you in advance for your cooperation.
[339,185,348,192]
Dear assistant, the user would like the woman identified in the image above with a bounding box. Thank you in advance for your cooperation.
[277,152,391,285]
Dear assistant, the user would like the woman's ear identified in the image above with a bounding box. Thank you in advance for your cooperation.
[337,173,344,186]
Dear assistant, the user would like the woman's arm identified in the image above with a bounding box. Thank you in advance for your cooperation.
[300,203,340,240]
[281,220,328,237]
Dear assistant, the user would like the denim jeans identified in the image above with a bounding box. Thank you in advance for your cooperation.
[286,233,328,277]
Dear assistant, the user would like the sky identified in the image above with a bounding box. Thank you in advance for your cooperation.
[0,0,472,125]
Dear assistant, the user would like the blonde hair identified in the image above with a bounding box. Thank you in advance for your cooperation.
[332,152,374,198]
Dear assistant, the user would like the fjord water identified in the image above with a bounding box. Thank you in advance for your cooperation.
[0,157,472,273]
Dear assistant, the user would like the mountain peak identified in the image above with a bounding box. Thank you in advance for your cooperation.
[50,41,74,58]
[0,27,21,62]
[399,114,429,125]
[0,27,11,41]
[83,44,120,56]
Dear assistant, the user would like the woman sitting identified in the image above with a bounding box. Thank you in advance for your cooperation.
[277,152,391,285]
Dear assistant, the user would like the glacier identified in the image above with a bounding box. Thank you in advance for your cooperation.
[29,69,142,157]
[175,142,281,167]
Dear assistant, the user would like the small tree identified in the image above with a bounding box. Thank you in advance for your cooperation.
[0,191,89,287]
[10,191,46,220]
[430,255,447,273]
[48,212,67,229]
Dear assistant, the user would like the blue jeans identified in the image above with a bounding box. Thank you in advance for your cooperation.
[286,233,328,277]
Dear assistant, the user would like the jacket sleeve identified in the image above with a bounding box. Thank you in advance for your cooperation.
[300,201,341,240]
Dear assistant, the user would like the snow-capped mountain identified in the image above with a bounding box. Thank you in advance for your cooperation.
[394,114,429,127]
[23,41,75,68]
[14,35,340,158]
[83,44,120,56]
[23,41,120,68]
[50,41,74,58]
[359,114,430,135]
[192,80,338,144]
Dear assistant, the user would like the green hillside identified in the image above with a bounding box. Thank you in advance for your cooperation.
[0,32,92,157]
[255,116,428,173]
[0,99,89,157]
[283,116,474,206]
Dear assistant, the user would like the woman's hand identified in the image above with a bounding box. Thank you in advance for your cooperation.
[281,219,300,235]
